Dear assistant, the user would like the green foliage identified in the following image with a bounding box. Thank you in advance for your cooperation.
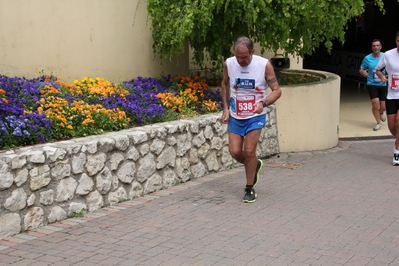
[202,71,321,86]
[147,0,388,68]
[276,72,321,86]
[163,108,180,121]
[68,209,87,218]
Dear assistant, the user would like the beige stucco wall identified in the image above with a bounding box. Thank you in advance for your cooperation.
[274,70,341,152]
[0,0,189,83]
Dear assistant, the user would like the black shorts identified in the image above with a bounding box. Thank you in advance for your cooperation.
[367,85,387,101]
[386,99,399,115]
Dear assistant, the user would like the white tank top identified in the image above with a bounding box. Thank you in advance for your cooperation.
[226,55,268,119]
[376,48,399,99]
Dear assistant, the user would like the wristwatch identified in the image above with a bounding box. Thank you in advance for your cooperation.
[260,101,267,108]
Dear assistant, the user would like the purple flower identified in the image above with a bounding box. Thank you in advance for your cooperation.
[118,76,174,125]
[0,75,53,148]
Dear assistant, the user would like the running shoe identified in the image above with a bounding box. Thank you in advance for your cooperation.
[380,113,386,122]
[243,187,257,203]
[373,123,382,131]
[393,153,399,166]
[253,159,263,187]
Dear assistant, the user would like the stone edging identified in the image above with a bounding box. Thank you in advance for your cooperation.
[0,107,279,239]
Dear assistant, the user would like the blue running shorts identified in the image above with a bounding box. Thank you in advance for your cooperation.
[228,114,267,136]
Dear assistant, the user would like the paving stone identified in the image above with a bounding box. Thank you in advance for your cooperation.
[1,140,399,265]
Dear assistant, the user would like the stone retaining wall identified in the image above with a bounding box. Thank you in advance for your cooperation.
[0,107,279,239]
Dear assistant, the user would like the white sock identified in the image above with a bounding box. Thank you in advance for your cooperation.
[394,149,399,154]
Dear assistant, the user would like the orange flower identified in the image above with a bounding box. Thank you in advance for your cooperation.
[82,119,95,126]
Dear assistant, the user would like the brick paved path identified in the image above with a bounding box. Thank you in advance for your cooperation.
[1,139,399,266]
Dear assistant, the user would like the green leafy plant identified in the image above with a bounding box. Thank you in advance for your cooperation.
[202,72,321,87]
[147,0,387,68]
[68,208,87,218]
[276,72,321,86]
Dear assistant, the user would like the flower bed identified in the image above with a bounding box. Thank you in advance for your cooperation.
[0,75,222,150]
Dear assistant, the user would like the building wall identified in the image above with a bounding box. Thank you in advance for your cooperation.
[0,0,189,83]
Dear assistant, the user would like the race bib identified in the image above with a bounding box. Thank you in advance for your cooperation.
[391,74,399,90]
[236,95,255,116]
[372,69,382,82]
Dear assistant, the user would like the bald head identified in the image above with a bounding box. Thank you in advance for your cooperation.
[234,37,254,52]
